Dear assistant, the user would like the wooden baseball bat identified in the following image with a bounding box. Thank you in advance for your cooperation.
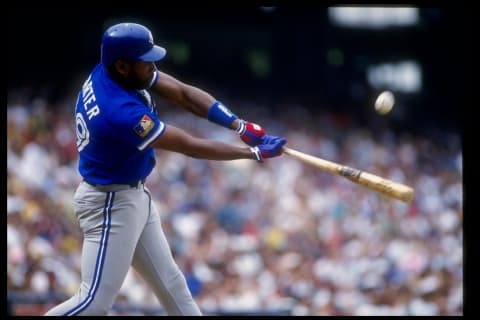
[282,146,414,203]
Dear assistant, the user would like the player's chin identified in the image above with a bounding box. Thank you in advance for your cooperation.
[141,74,156,89]
[140,81,152,90]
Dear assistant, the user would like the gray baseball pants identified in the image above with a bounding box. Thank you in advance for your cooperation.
[44,181,202,316]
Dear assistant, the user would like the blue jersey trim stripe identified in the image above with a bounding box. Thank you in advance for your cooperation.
[64,192,115,316]
[138,121,165,151]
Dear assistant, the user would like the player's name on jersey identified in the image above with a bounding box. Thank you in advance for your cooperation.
[82,75,100,120]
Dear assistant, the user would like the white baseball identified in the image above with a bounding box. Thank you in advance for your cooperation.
[375,91,395,115]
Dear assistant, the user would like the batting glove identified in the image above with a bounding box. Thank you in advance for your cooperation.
[250,135,287,162]
[236,119,266,146]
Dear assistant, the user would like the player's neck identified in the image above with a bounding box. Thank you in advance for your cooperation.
[104,65,135,91]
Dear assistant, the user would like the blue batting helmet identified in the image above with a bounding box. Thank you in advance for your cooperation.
[101,22,166,66]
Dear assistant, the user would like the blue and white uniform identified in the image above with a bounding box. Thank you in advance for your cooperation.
[76,63,165,185]
[44,64,202,316]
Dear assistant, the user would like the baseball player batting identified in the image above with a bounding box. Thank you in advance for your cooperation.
[44,22,286,316]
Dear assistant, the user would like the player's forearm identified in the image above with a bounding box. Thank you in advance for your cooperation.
[179,139,253,161]
[158,136,252,160]
[177,83,215,117]
[162,135,286,162]
[152,72,242,130]
[178,87,243,130]
[152,72,215,118]
[174,86,244,131]
[152,124,251,160]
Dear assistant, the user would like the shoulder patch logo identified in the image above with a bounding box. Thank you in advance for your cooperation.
[133,114,155,138]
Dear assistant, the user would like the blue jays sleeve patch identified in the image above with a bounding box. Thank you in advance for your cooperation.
[133,114,155,138]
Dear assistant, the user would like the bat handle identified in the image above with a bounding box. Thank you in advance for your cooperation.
[282,146,294,155]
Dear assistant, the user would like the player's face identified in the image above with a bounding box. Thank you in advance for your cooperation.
[125,61,157,90]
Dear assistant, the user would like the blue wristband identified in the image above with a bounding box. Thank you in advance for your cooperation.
[207,101,238,129]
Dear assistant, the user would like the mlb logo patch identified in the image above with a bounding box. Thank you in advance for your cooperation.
[133,114,155,138]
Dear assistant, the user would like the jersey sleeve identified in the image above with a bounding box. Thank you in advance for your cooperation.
[110,102,166,151]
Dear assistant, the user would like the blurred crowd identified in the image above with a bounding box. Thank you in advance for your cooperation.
[7,88,462,316]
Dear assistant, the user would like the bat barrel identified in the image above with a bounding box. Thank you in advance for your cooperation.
[282,146,415,203]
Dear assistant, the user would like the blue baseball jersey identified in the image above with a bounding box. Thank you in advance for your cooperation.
[75,63,166,185]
